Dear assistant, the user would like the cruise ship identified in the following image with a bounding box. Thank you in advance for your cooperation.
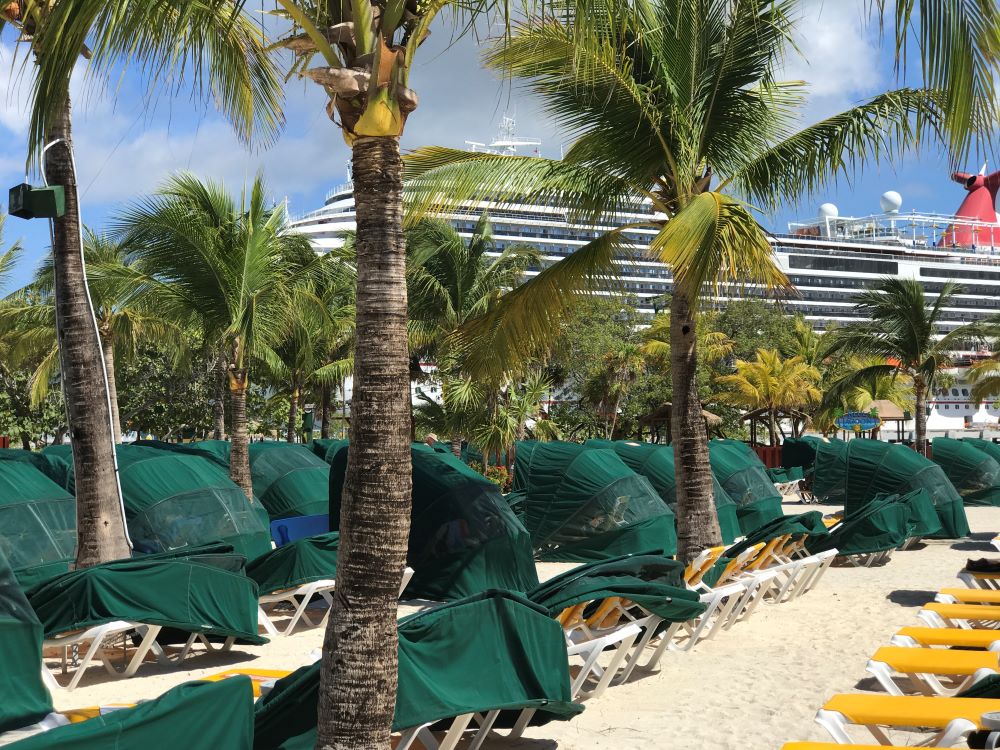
[288,120,1000,431]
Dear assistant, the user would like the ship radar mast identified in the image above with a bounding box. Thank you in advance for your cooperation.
[465,115,541,155]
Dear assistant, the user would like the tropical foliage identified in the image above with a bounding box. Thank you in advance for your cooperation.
[715,348,822,444]
[403,0,963,561]
[823,277,972,452]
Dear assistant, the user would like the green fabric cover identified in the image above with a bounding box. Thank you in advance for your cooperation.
[26,557,266,644]
[810,438,970,538]
[133,440,232,471]
[767,466,805,482]
[249,442,330,519]
[931,437,1000,506]
[724,511,827,558]
[895,488,943,538]
[583,440,740,544]
[707,439,784,534]
[252,590,583,750]
[781,436,844,472]
[527,553,706,622]
[963,438,1000,464]
[6,678,253,750]
[0,449,71,490]
[0,461,75,588]
[63,444,270,561]
[309,439,348,464]
[0,548,52,733]
[512,441,676,561]
[37,445,73,490]
[806,495,909,556]
[246,532,339,595]
[329,443,539,600]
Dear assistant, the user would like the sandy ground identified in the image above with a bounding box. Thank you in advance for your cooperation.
[48,504,1000,749]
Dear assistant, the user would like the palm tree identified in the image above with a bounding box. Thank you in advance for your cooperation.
[11,0,282,566]
[407,214,540,361]
[404,2,954,561]
[1,231,181,443]
[407,214,539,448]
[824,278,969,454]
[265,278,354,442]
[473,371,561,466]
[583,342,646,438]
[114,174,318,498]
[715,348,821,444]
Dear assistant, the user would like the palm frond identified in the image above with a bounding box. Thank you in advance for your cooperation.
[451,228,629,382]
[26,0,284,156]
[650,191,788,304]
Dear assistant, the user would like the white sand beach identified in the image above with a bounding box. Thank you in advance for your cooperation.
[49,504,1000,749]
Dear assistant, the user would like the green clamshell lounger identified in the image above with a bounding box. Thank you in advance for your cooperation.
[513,441,677,560]
[329,443,539,600]
[252,590,583,750]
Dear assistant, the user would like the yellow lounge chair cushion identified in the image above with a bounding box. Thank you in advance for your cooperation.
[871,646,1000,675]
[822,694,1000,729]
[897,626,1000,649]
[925,602,1000,621]
[941,588,1000,604]
[202,668,292,697]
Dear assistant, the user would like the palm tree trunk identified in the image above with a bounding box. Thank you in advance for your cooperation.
[100,334,122,443]
[320,384,332,440]
[45,92,130,567]
[608,393,622,439]
[213,350,227,440]
[768,409,778,447]
[913,374,928,455]
[228,368,253,500]
[316,136,412,750]
[670,292,721,563]
[450,437,462,458]
[287,385,299,443]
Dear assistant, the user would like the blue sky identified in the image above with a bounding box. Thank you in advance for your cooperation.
[0,1,982,288]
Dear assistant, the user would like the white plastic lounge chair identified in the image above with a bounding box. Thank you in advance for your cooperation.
[257,580,337,637]
[957,569,1000,591]
[866,645,1000,696]
[815,693,1000,747]
[258,566,414,636]
[565,622,642,700]
[892,626,1000,652]
[43,621,162,691]
[919,601,1000,629]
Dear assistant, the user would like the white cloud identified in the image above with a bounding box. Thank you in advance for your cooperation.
[781,0,884,119]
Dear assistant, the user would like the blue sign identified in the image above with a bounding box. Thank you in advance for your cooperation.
[834,412,882,431]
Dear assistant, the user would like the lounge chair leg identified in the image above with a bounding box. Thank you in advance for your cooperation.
[815,709,854,744]
[123,625,161,677]
[936,718,978,747]
[258,606,279,637]
[865,659,904,696]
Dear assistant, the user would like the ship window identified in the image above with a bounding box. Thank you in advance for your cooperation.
[962,388,969,396]
[788,255,898,274]
[952,388,959,397]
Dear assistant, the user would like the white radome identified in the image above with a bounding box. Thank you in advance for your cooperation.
[818,202,839,218]
[880,190,903,214]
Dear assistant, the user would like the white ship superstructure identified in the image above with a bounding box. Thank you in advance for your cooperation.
[288,123,1000,432]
